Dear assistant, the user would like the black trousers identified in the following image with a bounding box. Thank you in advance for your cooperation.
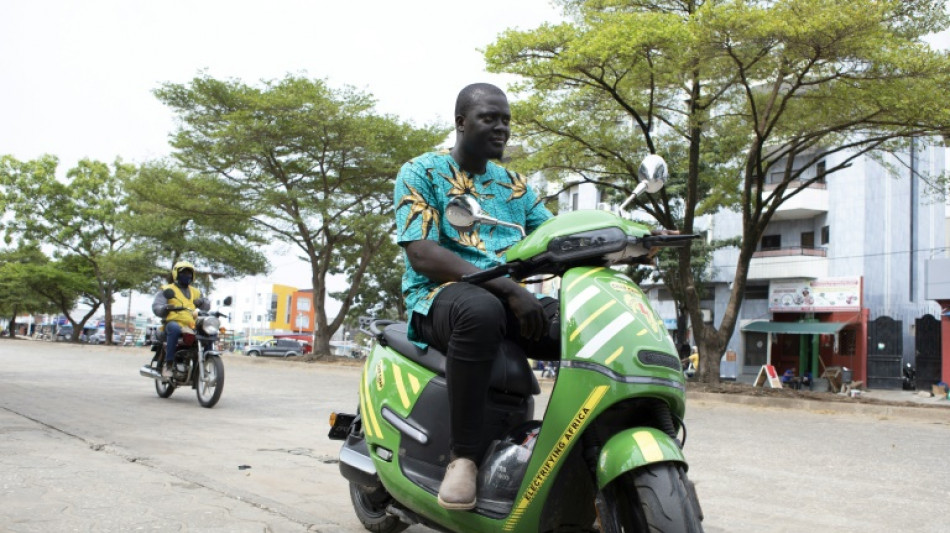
[411,282,559,460]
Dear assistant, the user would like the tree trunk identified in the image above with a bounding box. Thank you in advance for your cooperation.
[103,296,114,346]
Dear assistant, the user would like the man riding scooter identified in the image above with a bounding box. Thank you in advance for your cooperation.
[394,83,559,510]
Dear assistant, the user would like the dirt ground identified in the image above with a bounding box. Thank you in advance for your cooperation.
[687,380,947,410]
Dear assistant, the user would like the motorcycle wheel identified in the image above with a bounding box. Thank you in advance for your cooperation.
[349,483,408,533]
[598,463,703,533]
[151,354,175,398]
[196,354,224,408]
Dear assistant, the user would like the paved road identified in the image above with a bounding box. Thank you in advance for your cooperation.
[1,339,948,532]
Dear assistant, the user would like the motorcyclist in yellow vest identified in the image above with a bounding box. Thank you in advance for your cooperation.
[151,261,210,379]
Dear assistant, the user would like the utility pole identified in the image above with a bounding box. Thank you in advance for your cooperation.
[125,291,132,343]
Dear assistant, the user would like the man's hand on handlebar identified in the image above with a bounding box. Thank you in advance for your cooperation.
[505,287,547,342]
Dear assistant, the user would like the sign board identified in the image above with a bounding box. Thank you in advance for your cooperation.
[753,365,783,388]
[769,277,861,313]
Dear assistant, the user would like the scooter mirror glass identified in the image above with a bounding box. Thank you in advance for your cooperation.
[446,195,481,231]
[638,154,668,194]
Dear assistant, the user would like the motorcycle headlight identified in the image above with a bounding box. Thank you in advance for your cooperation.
[201,316,220,336]
[546,227,627,262]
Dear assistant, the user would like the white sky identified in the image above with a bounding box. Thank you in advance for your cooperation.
[1,1,947,315]
[0,0,563,313]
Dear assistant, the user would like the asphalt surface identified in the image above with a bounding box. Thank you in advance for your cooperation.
[1,338,948,532]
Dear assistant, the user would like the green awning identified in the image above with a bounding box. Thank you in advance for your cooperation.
[741,321,849,335]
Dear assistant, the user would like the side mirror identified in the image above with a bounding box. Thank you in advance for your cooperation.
[446,195,525,237]
[445,195,481,231]
[163,288,175,299]
[618,154,669,215]
[638,154,668,194]
[222,296,233,306]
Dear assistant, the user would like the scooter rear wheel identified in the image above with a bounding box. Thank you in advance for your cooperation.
[599,463,703,532]
[349,483,408,533]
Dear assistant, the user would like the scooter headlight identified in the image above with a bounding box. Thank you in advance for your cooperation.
[547,227,627,262]
[201,317,220,336]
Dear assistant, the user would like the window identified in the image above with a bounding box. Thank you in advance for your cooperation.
[243,311,252,323]
[744,285,769,300]
[816,160,826,183]
[297,298,311,311]
[571,192,579,211]
[286,295,292,324]
[801,231,815,249]
[761,235,781,250]
[821,225,830,245]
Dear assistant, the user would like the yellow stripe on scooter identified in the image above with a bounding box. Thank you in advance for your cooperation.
[570,300,616,342]
[504,385,609,531]
[633,430,664,462]
[392,364,410,409]
[359,371,374,438]
[362,369,384,438]
[566,267,603,291]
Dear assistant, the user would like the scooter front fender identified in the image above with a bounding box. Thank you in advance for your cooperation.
[596,427,686,489]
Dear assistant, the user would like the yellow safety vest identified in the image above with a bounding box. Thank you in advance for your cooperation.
[162,283,202,329]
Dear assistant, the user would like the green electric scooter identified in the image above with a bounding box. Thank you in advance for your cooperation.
[329,155,703,532]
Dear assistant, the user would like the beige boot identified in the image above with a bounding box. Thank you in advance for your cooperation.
[437,457,477,510]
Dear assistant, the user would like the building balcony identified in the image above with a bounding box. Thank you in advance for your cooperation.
[748,247,829,280]
[765,181,828,221]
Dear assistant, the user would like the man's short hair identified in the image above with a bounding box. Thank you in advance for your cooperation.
[455,83,506,117]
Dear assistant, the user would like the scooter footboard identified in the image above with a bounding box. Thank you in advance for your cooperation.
[595,427,686,489]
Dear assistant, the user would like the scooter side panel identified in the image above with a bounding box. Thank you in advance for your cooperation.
[595,427,686,489]
[359,344,437,444]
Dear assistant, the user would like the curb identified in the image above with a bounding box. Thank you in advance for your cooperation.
[687,391,950,423]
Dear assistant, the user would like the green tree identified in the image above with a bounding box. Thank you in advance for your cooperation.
[21,253,104,341]
[0,245,59,337]
[123,160,269,290]
[486,0,950,382]
[0,156,151,344]
[155,75,447,356]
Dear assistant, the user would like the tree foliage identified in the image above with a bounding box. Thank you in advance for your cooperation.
[123,160,269,290]
[0,156,152,344]
[486,0,950,381]
[154,74,448,356]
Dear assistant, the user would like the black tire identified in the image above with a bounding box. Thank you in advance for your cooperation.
[247,350,260,357]
[349,483,408,533]
[151,353,175,398]
[196,354,224,408]
[600,463,703,533]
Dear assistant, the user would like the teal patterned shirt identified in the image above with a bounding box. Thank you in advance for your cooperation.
[394,151,552,343]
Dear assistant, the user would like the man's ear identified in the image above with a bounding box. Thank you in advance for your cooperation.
[455,115,465,132]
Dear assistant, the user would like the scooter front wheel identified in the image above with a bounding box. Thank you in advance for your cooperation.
[349,483,408,533]
[599,463,703,532]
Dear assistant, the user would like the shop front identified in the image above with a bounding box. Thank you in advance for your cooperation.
[741,277,866,386]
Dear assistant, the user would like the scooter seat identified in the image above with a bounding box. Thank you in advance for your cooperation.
[381,322,540,397]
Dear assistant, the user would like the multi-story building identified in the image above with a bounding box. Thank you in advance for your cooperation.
[207,279,315,344]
